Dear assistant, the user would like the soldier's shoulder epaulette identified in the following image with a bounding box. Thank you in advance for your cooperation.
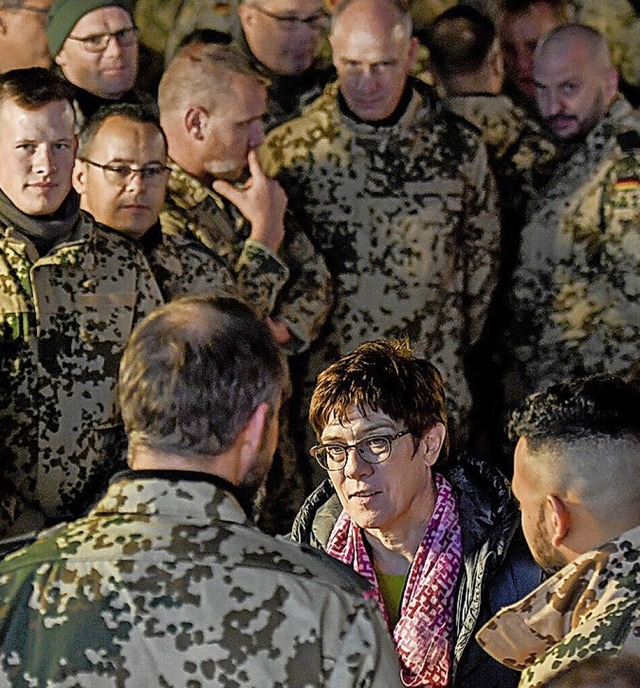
[616,130,640,152]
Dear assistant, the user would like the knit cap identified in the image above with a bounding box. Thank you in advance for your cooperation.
[46,0,134,57]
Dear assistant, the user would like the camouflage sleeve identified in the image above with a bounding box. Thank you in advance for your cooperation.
[235,239,290,320]
[461,140,501,345]
[325,596,403,688]
[272,211,333,354]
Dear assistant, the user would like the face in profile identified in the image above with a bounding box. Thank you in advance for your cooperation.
[55,6,138,99]
[239,0,326,76]
[201,72,266,182]
[0,98,76,215]
[534,36,617,141]
[330,4,417,122]
[512,437,567,574]
[74,115,169,239]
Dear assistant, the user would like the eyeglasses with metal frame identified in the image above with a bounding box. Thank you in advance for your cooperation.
[310,429,411,471]
[66,25,137,53]
[78,159,170,186]
[251,4,328,30]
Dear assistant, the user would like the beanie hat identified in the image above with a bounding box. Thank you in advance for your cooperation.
[46,0,135,57]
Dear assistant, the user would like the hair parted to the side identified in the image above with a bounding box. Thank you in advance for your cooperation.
[78,102,167,159]
[0,67,74,111]
[119,294,286,460]
[310,339,449,460]
[509,374,640,452]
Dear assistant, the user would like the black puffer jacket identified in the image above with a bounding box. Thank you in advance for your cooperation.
[291,454,542,688]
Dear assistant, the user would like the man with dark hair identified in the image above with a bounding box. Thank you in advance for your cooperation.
[46,0,153,127]
[0,294,402,687]
[291,339,541,687]
[0,68,162,538]
[477,374,640,686]
[73,102,234,300]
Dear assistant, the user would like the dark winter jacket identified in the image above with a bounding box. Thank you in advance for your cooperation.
[291,454,542,688]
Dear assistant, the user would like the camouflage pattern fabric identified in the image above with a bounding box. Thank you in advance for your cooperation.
[476,524,640,687]
[0,472,403,688]
[160,161,333,355]
[0,212,163,537]
[261,80,500,439]
[504,96,640,410]
[140,221,236,301]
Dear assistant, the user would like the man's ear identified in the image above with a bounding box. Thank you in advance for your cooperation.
[184,106,208,140]
[547,494,571,547]
[407,35,420,72]
[419,422,446,466]
[0,12,8,35]
[237,401,269,469]
[237,2,254,29]
[72,158,86,195]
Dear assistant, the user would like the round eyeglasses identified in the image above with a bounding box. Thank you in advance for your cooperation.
[252,4,328,30]
[79,159,170,186]
[310,430,411,471]
[66,26,137,53]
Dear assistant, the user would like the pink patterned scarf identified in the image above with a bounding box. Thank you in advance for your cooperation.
[326,473,463,687]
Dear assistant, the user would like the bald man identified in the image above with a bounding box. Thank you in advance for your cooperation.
[502,24,640,414]
[262,0,500,454]
[476,375,640,686]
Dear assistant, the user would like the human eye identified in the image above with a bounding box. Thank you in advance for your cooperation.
[16,142,36,152]
[53,141,71,151]
[104,163,131,179]
[141,163,165,179]
[324,444,346,460]
[562,82,578,96]
[361,436,389,455]
[83,33,107,48]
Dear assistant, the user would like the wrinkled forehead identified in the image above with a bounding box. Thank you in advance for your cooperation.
[321,405,399,439]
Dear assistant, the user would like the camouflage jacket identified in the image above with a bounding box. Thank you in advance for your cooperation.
[262,80,501,430]
[0,211,163,537]
[161,161,332,353]
[0,471,403,688]
[504,97,640,408]
[476,524,640,687]
[137,220,235,301]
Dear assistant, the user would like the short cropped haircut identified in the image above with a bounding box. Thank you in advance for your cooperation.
[310,339,449,460]
[177,28,233,49]
[426,6,496,77]
[0,67,74,111]
[77,102,167,159]
[119,295,287,459]
[158,43,268,116]
[330,0,412,40]
[509,374,640,452]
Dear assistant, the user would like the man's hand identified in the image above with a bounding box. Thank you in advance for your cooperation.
[212,150,287,253]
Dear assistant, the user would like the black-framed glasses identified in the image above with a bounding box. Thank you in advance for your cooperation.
[311,430,411,471]
[66,26,137,53]
[0,2,49,15]
[252,4,328,30]
[79,159,170,186]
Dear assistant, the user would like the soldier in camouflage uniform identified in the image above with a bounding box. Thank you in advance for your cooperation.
[74,103,235,301]
[162,0,335,133]
[0,68,163,538]
[0,294,403,688]
[261,0,500,450]
[159,43,332,530]
[503,24,640,411]
[476,375,640,687]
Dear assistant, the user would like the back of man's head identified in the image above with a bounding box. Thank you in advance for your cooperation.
[309,339,449,460]
[119,294,286,461]
[510,375,640,524]
[426,5,500,94]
